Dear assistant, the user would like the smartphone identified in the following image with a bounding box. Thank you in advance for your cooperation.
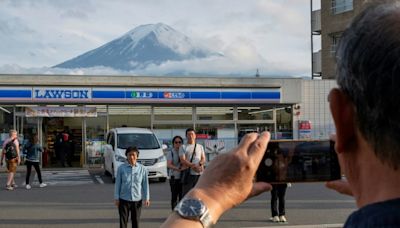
[256,140,341,183]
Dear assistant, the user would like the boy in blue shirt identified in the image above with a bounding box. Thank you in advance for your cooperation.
[114,146,150,228]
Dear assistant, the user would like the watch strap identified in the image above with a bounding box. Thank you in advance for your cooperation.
[199,209,213,228]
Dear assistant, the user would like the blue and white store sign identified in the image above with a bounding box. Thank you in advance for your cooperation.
[0,87,281,104]
[33,87,91,101]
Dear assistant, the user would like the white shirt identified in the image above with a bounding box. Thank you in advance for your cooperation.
[179,143,205,176]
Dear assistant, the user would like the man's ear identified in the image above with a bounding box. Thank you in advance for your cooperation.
[329,88,357,154]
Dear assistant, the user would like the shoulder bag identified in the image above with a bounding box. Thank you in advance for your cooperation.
[181,144,197,184]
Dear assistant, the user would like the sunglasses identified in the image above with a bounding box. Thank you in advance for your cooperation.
[174,141,183,144]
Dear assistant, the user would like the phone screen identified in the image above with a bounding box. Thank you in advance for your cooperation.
[256,140,341,183]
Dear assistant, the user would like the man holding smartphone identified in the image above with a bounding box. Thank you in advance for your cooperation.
[325,1,400,226]
[162,2,400,227]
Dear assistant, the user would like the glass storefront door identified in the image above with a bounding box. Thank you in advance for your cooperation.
[16,113,41,165]
[85,115,107,166]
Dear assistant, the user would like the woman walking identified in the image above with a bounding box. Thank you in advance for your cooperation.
[25,134,47,189]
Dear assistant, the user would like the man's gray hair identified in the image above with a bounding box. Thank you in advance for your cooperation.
[336,2,400,169]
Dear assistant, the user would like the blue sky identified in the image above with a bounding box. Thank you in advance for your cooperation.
[0,0,321,77]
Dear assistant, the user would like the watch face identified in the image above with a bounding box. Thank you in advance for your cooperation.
[178,198,206,219]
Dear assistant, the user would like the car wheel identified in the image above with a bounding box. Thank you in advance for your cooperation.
[159,177,167,182]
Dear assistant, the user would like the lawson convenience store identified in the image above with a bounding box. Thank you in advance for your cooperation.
[0,74,334,167]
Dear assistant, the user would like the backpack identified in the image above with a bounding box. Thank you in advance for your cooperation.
[4,138,17,160]
[62,133,69,142]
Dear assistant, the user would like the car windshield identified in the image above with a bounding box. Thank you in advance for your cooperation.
[117,133,160,150]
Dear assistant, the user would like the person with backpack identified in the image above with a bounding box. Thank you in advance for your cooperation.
[24,134,47,190]
[0,129,21,191]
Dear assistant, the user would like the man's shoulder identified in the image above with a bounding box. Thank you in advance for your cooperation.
[136,163,147,172]
[345,198,400,227]
[5,138,18,145]
[119,163,130,170]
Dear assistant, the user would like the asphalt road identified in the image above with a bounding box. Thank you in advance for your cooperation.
[0,168,356,228]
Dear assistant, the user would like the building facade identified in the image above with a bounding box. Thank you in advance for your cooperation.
[315,0,364,79]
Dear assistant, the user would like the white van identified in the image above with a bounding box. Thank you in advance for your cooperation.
[103,127,168,182]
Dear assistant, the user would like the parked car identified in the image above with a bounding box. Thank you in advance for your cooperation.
[103,127,168,183]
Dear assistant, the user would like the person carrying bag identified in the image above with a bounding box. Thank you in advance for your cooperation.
[179,128,206,197]
[180,144,196,185]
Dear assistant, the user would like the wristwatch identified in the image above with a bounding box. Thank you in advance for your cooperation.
[174,197,213,228]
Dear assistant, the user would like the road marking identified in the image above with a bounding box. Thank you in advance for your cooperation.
[95,175,104,184]
[31,170,94,186]
[246,224,343,228]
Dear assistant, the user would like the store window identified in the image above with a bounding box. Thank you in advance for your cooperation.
[154,106,193,121]
[108,105,151,128]
[276,106,293,139]
[3,106,36,155]
[331,0,353,14]
[237,106,274,120]
[0,105,41,166]
[85,105,107,166]
[0,106,15,146]
[152,124,192,150]
[196,107,233,121]
[237,124,274,142]
[195,123,236,163]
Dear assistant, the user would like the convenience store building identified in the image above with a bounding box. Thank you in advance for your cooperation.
[0,74,335,167]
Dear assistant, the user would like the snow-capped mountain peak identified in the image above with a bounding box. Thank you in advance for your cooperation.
[125,23,194,55]
[54,23,217,71]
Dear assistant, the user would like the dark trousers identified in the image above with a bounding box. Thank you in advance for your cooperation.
[67,143,74,166]
[25,161,43,184]
[60,146,67,167]
[60,143,72,167]
[169,177,183,210]
[118,199,142,228]
[182,175,200,197]
[270,184,287,216]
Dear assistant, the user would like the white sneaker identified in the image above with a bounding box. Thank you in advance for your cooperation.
[6,185,14,191]
[26,184,31,190]
[270,216,280,222]
[279,215,287,222]
[39,183,47,188]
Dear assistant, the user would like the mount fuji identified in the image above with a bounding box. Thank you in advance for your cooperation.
[54,23,221,71]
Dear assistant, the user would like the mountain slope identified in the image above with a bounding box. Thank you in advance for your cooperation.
[54,23,218,70]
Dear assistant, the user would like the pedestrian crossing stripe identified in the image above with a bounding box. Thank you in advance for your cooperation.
[30,170,94,186]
